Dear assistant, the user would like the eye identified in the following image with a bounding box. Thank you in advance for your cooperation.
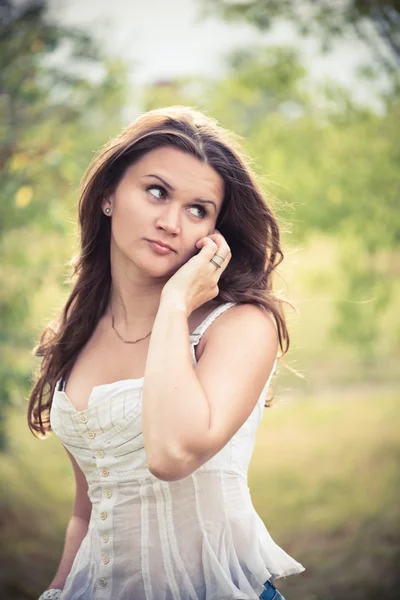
[147,184,209,220]
[190,205,208,219]
[147,184,166,200]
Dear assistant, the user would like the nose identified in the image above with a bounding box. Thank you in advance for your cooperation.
[155,203,181,235]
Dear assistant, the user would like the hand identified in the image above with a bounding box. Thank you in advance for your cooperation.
[161,229,232,315]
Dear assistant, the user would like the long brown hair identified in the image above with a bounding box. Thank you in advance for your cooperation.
[28,105,293,437]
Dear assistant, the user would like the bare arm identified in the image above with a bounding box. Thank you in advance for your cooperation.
[142,297,278,481]
[46,448,92,590]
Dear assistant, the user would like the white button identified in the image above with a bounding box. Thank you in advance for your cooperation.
[100,511,107,520]
[103,555,110,565]
[96,450,104,458]
[105,488,112,498]
[101,468,109,477]
[87,431,96,439]
[79,415,88,423]
[102,533,109,543]
[99,578,107,587]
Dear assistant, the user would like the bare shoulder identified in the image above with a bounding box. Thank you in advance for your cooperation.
[203,302,278,352]
[190,303,279,462]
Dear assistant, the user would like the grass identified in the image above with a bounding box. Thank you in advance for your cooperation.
[249,389,400,600]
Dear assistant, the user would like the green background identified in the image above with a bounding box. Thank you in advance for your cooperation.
[1,1,399,598]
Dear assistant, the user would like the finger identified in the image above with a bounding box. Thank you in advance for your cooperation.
[207,232,230,253]
[196,237,218,253]
[206,235,231,261]
[212,251,231,273]
[209,249,231,275]
[196,235,231,274]
[208,231,225,244]
[196,230,224,247]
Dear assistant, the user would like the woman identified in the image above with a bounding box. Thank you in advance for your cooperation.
[29,105,305,600]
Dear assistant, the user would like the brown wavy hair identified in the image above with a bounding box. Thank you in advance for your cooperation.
[28,105,294,437]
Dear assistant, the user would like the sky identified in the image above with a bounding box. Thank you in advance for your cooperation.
[47,0,382,107]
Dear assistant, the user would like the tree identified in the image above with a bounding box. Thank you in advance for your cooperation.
[0,0,128,449]
[201,0,400,71]
[166,44,399,359]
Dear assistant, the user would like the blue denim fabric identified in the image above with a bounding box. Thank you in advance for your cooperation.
[259,578,286,600]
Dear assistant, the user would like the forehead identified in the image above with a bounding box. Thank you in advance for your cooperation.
[129,146,224,203]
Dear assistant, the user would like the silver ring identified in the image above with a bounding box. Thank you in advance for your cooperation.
[214,253,226,261]
[210,258,222,268]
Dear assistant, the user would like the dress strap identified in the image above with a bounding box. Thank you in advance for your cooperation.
[56,377,66,392]
[190,302,236,346]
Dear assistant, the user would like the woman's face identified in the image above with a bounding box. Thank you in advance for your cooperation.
[102,146,225,279]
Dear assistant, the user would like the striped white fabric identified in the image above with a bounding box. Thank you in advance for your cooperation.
[50,302,305,599]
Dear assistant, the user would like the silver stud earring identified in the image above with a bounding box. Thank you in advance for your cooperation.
[105,207,111,215]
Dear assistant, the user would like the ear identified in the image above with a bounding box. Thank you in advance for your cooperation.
[101,196,112,213]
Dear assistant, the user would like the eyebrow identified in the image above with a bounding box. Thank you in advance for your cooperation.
[143,174,218,211]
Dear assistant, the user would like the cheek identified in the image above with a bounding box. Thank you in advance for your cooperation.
[191,225,212,246]
[179,234,204,263]
[115,189,139,218]
[182,232,200,253]
[112,192,146,234]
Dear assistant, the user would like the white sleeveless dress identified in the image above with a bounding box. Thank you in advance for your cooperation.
[50,302,305,599]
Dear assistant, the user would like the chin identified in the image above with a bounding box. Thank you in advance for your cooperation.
[135,256,178,278]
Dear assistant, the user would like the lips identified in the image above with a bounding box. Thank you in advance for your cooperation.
[146,239,176,255]
[146,239,175,252]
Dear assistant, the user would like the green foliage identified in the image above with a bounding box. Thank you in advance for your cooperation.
[201,0,400,71]
[1,1,399,453]
[144,45,399,357]
[0,0,129,449]
[1,4,399,597]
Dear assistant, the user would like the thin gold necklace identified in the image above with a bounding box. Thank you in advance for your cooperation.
[111,314,152,344]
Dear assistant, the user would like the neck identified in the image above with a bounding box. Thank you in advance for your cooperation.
[108,282,162,330]
[106,246,170,337]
